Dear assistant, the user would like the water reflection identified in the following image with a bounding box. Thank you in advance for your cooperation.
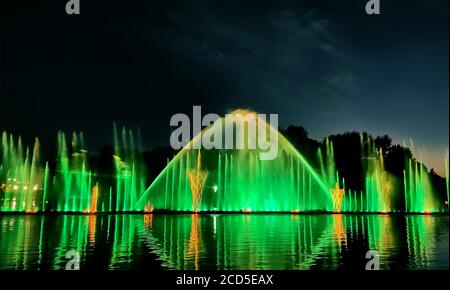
[0,214,447,270]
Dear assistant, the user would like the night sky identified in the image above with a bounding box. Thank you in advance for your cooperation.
[0,0,448,174]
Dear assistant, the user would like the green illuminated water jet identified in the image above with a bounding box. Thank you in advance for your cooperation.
[0,133,44,212]
[56,131,92,212]
[360,134,394,212]
[403,159,439,213]
[113,124,147,212]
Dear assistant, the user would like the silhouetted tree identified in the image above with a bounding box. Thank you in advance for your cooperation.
[429,168,448,209]
[374,135,392,156]
[281,125,321,168]
[384,144,412,177]
[283,125,309,144]
[327,132,364,192]
[143,147,176,183]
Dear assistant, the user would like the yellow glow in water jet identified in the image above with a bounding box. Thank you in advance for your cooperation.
[330,183,344,212]
[144,202,154,213]
[188,150,208,212]
[89,184,98,213]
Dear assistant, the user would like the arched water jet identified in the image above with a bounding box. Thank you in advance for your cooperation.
[135,110,333,212]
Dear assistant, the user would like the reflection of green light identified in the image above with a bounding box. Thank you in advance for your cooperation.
[406,216,436,269]
[0,214,447,270]
[145,214,338,270]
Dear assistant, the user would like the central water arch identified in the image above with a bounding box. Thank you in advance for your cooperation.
[135,110,333,212]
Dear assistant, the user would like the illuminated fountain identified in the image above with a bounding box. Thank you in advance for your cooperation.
[55,131,92,212]
[113,124,147,212]
[0,110,446,214]
[1,125,147,213]
[135,110,334,212]
[403,159,439,213]
[53,126,148,212]
[0,133,45,212]
[134,110,446,213]
[360,134,394,212]
[317,139,345,212]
